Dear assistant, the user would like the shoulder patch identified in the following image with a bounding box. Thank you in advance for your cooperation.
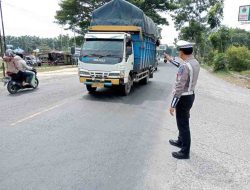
[177,65,185,75]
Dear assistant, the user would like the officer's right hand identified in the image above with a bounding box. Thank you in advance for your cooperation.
[164,53,172,63]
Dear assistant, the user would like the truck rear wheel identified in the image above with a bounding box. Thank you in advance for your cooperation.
[140,74,149,85]
[86,85,97,93]
[149,71,154,78]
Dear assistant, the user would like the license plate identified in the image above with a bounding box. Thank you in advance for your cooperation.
[3,78,10,85]
[3,78,10,83]
[92,83,104,88]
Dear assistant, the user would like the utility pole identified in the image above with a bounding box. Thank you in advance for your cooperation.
[73,26,77,66]
[60,25,63,51]
[0,27,4,77]
[60,34,63,51]
[73,27,76,49]
[0,0,6,51]
[0,0,6,77]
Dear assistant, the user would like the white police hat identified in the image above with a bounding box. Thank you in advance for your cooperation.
[176,40,195,49]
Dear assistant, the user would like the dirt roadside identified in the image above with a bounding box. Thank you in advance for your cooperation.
[201,65,250,89]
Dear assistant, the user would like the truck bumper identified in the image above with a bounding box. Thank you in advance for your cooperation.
[79,77,123,87]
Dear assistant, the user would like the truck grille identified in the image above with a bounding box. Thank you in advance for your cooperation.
[90,72,109,79]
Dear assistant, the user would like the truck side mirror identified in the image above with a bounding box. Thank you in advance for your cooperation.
[126,47,132,55]
[156,39,160,47]
[126,40,132,47]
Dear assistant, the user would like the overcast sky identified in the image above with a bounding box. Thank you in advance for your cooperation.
[2,0,250,45]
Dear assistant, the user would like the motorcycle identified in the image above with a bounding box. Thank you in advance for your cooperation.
[3,69,39,94]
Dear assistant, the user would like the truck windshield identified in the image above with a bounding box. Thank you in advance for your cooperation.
[81,39,124,58]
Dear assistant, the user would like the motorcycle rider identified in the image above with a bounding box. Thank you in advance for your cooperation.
[3,49,36,87]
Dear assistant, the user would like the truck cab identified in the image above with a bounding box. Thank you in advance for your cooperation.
[78,32,135,95]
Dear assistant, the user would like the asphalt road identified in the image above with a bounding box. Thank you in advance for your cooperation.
[0,63,250,190]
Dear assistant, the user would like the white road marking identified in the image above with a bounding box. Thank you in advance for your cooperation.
[10,103,66,126]
[9,83,91,127]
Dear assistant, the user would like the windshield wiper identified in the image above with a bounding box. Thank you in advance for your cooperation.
[82,54,103,57]
[101,54,121,58]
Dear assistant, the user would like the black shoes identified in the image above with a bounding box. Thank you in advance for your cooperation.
[169,139,190,159]
[169,139,182,148]
[172,151,189,159]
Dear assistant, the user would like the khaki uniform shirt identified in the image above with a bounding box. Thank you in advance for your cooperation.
[172,55,200,98]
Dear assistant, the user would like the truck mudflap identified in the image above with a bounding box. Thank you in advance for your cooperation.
[79,77,122,87]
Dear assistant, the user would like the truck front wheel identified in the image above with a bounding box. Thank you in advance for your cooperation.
[120,75,133,96]
[86,85,97,93]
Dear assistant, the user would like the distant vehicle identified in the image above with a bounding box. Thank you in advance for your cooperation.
[25,56,42,66]
[39,56,48,63]
[36,57,42,66]
[3,69,39,94]
[25,56,34,66]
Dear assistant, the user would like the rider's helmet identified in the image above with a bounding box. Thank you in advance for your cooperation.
[5,49,15,57]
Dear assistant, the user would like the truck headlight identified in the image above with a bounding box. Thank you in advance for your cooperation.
[79,70,90,76]
[108,71,125,78]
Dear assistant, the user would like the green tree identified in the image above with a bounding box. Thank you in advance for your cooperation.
[178,21,207,57]
[230,28,250,49]
[207,2,224,29]
[209,26,231,53]
[171,0,224,58]
[171,0,224,30]
[226,46,250,71]
[5,35,82,54]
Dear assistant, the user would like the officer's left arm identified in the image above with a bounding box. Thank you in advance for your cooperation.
[171,64,189,108]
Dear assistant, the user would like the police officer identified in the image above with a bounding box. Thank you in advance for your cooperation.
[164,40,200,159]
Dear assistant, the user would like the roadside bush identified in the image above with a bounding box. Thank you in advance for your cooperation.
[212,53,227,71]
[203,50,216,66]
[226,46,250,72]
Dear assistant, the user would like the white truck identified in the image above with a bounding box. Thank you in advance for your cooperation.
[78,0,159,95]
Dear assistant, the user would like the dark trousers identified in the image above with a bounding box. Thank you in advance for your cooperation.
[12,71,34,83]
[22,71,34,83]
[11,71,24,81]
[176,94,195,155]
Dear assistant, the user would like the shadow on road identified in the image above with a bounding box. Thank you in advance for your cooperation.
[6,88,39,97]
[81,80,173,105]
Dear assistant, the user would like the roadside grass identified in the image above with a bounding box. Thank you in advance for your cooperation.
[35,65,76,73]
[232,70,250,78]
[201,64,250,89]
[0,65,77,80]
[0,65,3,79]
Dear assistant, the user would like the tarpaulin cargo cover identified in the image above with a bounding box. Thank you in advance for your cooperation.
[90,0,159,39]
